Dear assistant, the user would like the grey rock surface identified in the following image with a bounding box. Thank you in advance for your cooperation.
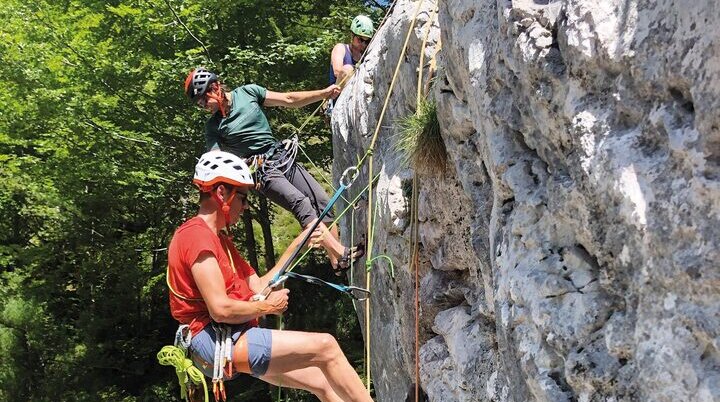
[331,0,720,401]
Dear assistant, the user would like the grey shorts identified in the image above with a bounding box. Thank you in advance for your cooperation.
[190,324,272,378]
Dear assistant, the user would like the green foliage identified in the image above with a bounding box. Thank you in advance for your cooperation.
[0,0,385,399]
[396,98,447,175]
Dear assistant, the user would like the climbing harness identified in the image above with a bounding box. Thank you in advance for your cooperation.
[245,135,299,189]
[262,135,299,177]
[157,323,235,402]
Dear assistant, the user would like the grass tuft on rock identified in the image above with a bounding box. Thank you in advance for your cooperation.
[396,99,447,175]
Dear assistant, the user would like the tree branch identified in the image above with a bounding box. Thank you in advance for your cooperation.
[162,0,214,64]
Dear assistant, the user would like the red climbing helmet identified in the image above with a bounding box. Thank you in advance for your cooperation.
[184,67,218,100]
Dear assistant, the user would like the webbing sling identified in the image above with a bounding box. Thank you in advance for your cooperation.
[284,271,370,301]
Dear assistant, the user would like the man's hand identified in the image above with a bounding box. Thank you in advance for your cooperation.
[308,221,331,249]
[324,84,342,100]
[264,288,289,315]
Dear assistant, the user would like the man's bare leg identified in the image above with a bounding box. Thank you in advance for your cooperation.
[260,330,373,402]
[262,367,343,402]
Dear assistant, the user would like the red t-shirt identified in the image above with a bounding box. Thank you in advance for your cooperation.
[167,216,258,335]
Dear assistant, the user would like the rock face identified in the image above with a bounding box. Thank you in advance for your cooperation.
[331,1,720,401]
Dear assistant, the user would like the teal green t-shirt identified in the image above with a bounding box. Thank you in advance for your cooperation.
[204,84,277,157]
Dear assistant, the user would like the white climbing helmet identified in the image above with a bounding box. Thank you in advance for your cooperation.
[193,150,254,191]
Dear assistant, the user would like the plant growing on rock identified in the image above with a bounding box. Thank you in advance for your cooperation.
[396,98,447,175]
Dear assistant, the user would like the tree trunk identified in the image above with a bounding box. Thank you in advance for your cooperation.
[258,195,276,270]
[242,212,259,269]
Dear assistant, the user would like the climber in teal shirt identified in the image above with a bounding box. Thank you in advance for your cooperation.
[203,84,276,157]
[184,68,363,273]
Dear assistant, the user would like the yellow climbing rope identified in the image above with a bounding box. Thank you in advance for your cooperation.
[157,345,209,402]
[166,266,203,302]
[413,5,438,401]
[363,0,427,390]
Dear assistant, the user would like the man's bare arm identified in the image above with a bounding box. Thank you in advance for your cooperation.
[191,252,287,323]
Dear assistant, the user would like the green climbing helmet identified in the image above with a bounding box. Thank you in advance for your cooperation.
[351,15,374,38]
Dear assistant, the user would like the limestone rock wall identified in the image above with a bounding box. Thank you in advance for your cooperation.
[331,1,720,401]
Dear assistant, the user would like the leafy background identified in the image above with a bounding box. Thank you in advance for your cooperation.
[0,0,387,400]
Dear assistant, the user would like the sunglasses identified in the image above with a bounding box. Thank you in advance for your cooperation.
[355,35,371,45]
[223,188,249,206]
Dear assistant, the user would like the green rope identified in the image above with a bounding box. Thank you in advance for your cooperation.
[157,345,209,402]
[354,148,375,173]
[350,205,357,308]
[366,255,395,278]
[349,202,356,278]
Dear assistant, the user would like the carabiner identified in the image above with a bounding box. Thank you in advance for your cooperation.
[340,166,359,188]
[269,274,289,289]
[346,286,371,301]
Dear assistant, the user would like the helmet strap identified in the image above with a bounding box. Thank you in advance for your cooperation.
[211,186,237,233]
[206,85,228,117]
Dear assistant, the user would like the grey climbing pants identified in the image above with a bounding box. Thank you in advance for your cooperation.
[258,148,334,228]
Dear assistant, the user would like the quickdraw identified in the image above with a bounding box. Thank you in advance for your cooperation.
[284,271,371,301]
[210,323,233,402]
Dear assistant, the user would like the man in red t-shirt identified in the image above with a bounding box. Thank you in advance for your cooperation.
[167,150,372,402]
